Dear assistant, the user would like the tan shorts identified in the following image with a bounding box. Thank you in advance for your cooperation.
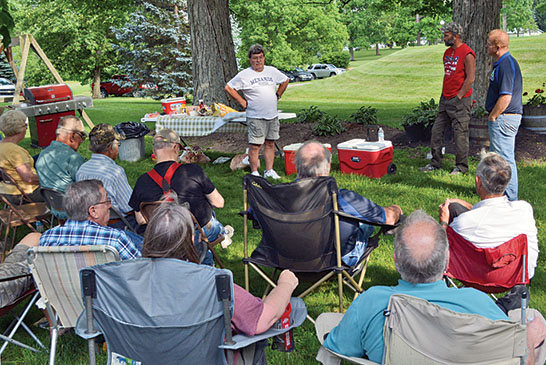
[247,117,279,145]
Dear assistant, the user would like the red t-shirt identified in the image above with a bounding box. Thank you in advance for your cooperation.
[442,43,475,99]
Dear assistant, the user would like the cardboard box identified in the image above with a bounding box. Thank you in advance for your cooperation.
[337,139,393,178]
[161,97,186,115]
[283,143,331,176]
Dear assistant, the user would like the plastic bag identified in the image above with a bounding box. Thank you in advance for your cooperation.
[115,122,150,139]
[179,145,211,164]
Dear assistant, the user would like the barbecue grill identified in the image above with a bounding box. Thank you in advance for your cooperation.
[14,84,92,147]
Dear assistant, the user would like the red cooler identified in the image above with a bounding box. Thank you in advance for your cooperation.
[161,97,186,115]
[283,143,331,175]
[337,139,393,178]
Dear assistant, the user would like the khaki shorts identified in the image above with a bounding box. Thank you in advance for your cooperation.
[247,117,279,145]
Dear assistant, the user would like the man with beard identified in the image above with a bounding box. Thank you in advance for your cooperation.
[420,22,475,175]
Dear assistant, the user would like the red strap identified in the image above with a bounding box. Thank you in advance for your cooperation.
[147,163,181,198]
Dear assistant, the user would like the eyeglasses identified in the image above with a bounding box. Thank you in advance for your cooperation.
[92,199,111,207]
[73,130,88,141]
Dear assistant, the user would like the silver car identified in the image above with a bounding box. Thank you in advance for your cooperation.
[307,64,343,79]
[0,78,15,96]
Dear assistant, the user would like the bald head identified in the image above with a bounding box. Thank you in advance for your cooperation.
[488,29,509,49]
[295,141,331,178]
[394,210,449,283]
[56,116,86,151]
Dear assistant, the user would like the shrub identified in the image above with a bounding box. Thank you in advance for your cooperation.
[312,114,346,136]
[321,51,350,69]
[296,105,324,123]
[401,98,438,128]
[349,106,378,125]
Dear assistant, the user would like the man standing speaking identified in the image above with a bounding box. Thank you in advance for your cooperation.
[225,44,289,180]
[420,22,475,175]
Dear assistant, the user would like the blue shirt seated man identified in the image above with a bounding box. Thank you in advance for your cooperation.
[295,141,402,266]
[322,210,546,364]
[39,179,142,260]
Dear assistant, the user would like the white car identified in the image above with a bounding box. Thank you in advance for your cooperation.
[307,64,344,79]
[0,78,15,96]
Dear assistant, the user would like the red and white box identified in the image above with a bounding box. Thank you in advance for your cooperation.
[283,143,331,176]
[337,139,393,178]
[161,97,186,115]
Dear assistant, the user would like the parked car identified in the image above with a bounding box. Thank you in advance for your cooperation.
[306,64,344,79]
[327,64,346,73]
[0,77,15,96]
[92,75,157,98]
[280,70,295,83]
[284,67,313,82]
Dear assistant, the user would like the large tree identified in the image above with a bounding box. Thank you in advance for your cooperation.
[187,0,238,106]
[0,0,14,48]
[453,0,503,104]
[503,0,537,35]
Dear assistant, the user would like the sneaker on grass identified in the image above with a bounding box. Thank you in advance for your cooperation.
[419,164,439,172]
[264,169,281,180]
[250,170,260,177]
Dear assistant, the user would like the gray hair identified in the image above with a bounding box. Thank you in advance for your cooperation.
[296,141,331,178]
[63,180,104,221]
[0,110,27,136]
[248,44,265,59]
[56,115,82,136]
[394,210,448,284]
[476,151,511,195]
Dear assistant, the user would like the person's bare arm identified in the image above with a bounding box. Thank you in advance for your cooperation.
[526,317,546,365]
[255,270,299,334]
[135,211,147,225]
[18,232,41,247]
[225,85,247,109]
[276,79,289,99]
[457,53,476,99]
[488,94,512,122]
[446,198,473,210]
[384,205,402,225]
[206,188,224,209]
[15,163,40,184]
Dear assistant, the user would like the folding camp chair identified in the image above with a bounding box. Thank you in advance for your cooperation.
[75,258,307,365]
[108,206,137,234]
[40,187,66,224]
[444,226,529,294]
[242,175,396,314]
[315,294,527,365]
[27,245,120,365]
[140,200,225,268]
[0,274,47,355]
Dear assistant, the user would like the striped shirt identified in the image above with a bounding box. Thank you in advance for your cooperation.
[39,220,141,260]
[76,154,133,214]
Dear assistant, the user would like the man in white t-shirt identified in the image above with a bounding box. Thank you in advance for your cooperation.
[225,44,289,180]
[438,151,538,278]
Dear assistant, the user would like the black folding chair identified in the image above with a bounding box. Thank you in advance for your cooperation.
[242,175,396,315]
[40,187,66,225]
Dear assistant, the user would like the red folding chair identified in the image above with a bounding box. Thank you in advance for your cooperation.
[445,226,529,294]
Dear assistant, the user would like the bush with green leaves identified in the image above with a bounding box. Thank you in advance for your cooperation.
[296,105,324,123]
[401,98,438,128]
[312,114,346,136]
[321,51,351,69]
[349,106,378,125]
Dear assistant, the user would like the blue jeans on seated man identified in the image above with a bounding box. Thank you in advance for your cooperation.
[342,223,375,267]
[489,114,521,201]
[193,212,227,266]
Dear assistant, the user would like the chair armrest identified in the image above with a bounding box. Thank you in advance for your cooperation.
[333,210,397,230]
[0,273,32,283]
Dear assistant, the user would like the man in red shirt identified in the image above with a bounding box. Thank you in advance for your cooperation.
[420,22,476,175]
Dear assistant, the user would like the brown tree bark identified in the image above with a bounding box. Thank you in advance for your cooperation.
[453,0,503,105]
[92,66,101,99]
[187,0,238,107]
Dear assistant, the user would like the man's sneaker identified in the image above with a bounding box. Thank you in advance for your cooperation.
[419,164,439,172]
[220,225,234,249]
[264,169,281,180]
[450,167,463,175]
[496,284,529,314]
[250,170,260,177]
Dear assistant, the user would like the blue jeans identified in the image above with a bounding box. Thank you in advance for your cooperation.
[194,212,226,266]
[342,223,375,267]
[489,114,521,201]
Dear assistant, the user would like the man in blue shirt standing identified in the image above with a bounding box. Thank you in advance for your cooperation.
[485,29,523,201]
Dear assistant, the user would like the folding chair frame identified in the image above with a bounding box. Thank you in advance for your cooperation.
[242,176,396,315]
[39,187,66,226]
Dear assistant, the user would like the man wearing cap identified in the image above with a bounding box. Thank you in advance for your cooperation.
[129,129,232,263]
[76,123,137,231]
[485,29,522,201]
[420,22,475,175]
[35,115,87,194]
[225,44,289,180]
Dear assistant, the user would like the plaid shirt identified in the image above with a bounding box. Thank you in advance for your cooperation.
[39,220,141,260]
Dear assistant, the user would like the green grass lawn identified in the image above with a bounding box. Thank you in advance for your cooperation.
[2,34,546,364]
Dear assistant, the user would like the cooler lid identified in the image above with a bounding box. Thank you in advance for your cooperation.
[161,97,186,103]
[337,139,392,151]
[283,142,332,151]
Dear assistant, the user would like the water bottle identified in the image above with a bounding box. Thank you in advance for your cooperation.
[35,221,44,232]
[378,127,384,142]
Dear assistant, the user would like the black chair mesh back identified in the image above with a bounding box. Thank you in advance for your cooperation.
[40,188,65,212]
[244,175,340,272]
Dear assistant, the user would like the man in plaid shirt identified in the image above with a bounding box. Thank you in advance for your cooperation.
[39,180,141,260]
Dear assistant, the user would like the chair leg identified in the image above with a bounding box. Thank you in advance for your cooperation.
[338,272,343,313]
[354,256,371,300]
[49,327,58,365]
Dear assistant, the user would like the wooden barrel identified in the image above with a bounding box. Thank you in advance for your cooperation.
[522,105,546,134]
[469,117,490,148]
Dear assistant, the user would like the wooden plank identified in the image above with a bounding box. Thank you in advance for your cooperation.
[29,35,64,84]
[12,35,30,104]
[79,109,95,129]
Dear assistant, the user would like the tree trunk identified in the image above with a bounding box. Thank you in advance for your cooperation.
[502,4,507,32]
[453,0,502,105]
[92,66,101,99]
[349,46,354,61]
[375,43,380,56]
[416,14,421,46]
[188,0,238,107]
